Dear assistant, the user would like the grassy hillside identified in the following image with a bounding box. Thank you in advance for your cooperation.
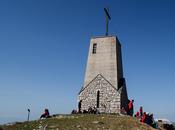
[0,114,156,130]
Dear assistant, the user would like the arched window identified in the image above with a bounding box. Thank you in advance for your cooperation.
[92,43,97,54]
[97,90,100,108]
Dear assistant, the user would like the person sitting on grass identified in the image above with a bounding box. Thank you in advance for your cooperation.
[40,108,50,119]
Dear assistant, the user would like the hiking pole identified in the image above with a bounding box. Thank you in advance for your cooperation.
[27,109,30,121]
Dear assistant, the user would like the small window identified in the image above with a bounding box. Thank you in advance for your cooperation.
[97,90,100,108]
[92,43,97,54]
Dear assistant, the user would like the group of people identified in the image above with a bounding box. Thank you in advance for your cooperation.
[81,106,99,114]
[134,106,143,117]
[135,107,157,128]
[41,101,156,129]
[72,106,99,114]
[76,99,135,117]
[121,99,157,128]
[126,100,157,128]
[140,112,156,128]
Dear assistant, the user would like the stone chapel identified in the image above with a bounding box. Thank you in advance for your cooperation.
[78,36,128,113]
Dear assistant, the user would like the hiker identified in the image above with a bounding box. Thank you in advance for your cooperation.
[135,111,139,118]
[141,112,147,123]
[88,106,93,114]
[95,107,100,115]
[78,100,82,113]
[83,109,88,114]
[121,107,127,115]
[93,106,97,114]
[139,106,143,117]
[71,109,77,114]
[145,113,151,125]
[128,99,134,116]
[126,99,130,115]
[40,108,50,119]
[149,113,156,128]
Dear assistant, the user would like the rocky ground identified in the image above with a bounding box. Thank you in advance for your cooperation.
[0,114,157,130]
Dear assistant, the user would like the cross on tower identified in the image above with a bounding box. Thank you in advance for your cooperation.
[104,8,111,36]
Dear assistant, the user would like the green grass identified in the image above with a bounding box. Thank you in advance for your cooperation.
[0,114,156,130]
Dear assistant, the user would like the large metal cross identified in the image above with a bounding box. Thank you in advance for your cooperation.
[104,8,111,36]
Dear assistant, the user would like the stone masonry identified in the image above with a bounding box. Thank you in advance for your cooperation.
[78,36,128,113]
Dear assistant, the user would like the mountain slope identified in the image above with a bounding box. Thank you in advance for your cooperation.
[0,114,156,130]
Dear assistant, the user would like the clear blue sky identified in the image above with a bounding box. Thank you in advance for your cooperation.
[0,0,175,124]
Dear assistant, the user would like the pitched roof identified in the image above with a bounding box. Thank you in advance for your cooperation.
[78,74,118,94]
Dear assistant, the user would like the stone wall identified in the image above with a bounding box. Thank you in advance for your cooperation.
[79,74,121,113]
[78,36,128,114]
[83,36,119,89]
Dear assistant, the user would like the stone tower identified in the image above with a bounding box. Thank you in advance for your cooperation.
[78,36,128,113]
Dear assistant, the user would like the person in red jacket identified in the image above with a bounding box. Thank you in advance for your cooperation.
[128,99,134,116]
[139,106,143,117]
[141,112,147,123]
[40,108,50,119]
[135,111,139,118]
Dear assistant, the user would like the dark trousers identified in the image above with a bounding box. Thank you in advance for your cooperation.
[129,108,133,116]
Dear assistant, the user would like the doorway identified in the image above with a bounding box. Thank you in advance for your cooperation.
[97,91,100,108]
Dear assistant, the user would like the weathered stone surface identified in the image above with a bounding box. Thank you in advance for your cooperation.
[79,74,120,113]
[83,36,121,89]
[78,36,128,113]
